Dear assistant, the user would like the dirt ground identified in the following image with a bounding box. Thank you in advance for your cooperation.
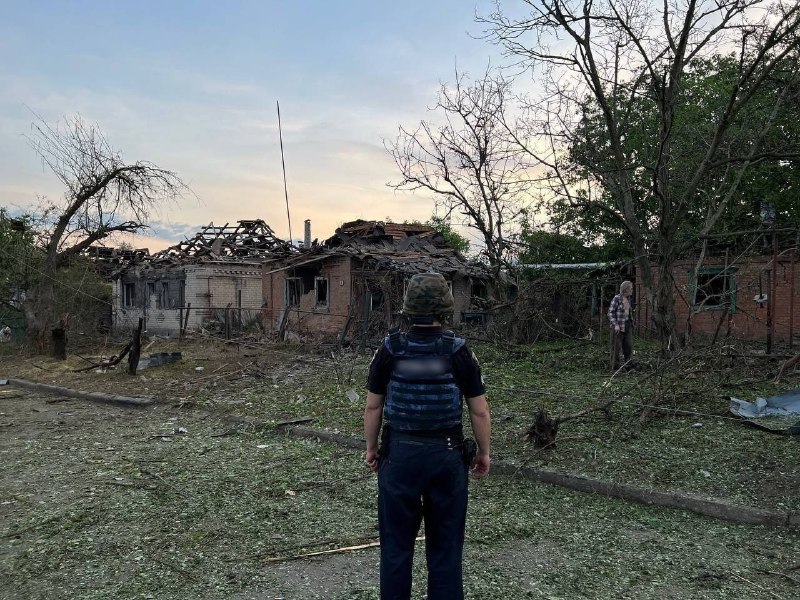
[1,340,799,599]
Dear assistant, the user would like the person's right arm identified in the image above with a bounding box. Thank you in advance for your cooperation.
[466,394,491,478]
[608,295,622,332]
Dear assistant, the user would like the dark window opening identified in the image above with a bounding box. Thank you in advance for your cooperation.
[471,280,488,300]
[315,277,329,307]
[693,268,736,312]
[123,283,136,307]
[286,277,302,306]
[236,289,243,308]
[147,282,155,302]
[370,289,384,311]
[159,282,169,308]
[179,281,186,307]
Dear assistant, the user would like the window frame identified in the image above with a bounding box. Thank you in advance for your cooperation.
[123,282,136,307]
[159,281,169,308]
[689,267,737,313]
[285,277,302,307]
[314,276,329,308]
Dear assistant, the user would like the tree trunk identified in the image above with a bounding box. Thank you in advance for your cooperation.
[651,257,680,355]
[128,318,143,375]
[24,249,59,355]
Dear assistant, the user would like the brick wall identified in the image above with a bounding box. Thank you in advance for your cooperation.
[113,261,264,335]
[451,276,470,324]
[263,257,484,340]
[637,255,800,343]
[263,256,353,337]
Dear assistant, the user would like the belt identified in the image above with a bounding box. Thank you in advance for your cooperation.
[391,430,463,446]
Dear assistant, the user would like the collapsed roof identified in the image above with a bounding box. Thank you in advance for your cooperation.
[86,220,296,276]
[151,220,294,262]
[265,219,489,278]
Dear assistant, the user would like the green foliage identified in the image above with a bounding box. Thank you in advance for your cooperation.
[562,55,800,251]
[0,209,36,298]
[516,226,622,264]
[426,215,470,256]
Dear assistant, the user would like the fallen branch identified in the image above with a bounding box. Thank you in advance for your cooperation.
[264,536,425,563]
[556,400,614,426]
[293,474,372,491]
[730,573,782,599]
[73,342,132,372]
[524,434,599,455]
[775,352,800,383]
[141,470,188,498]
[757,569,800,586]
[4,378,153,407]
[275,416,314,427]
[150,555,203,582]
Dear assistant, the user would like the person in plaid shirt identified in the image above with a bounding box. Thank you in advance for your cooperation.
[608,280,635,371]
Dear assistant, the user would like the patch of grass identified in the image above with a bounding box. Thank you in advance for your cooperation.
[2,336,799,598]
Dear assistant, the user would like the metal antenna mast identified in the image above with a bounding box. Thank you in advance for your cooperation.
[277,100,293,245]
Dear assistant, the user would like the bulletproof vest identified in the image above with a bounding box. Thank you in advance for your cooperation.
[383,329,465,431]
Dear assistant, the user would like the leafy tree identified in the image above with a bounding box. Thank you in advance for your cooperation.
[516,229,606,265]
[24,115,185,356]
[484,0,800,351]
[427,215,470,256]
[0,210,36,316]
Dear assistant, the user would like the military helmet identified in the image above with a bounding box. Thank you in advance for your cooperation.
[403,272,454,316]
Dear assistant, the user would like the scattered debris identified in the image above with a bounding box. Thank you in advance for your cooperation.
[730,388,800,435]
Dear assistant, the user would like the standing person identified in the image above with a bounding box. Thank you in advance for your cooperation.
[364,272,491,600]
[608,280,635,371]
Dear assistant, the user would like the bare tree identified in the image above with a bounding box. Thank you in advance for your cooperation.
[483,0,800,351]
[24,114,186,356]
[387,69,534,269]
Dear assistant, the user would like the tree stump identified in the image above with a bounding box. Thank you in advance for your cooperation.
[526,407,559,448]
[51,327,67,360]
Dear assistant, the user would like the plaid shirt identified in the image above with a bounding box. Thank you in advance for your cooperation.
[607,293,632,330]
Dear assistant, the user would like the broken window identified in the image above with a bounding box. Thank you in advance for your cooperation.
[147,282,155,301]
[315,277,329,308]
[160,282,170,308]
[286,277,302,306]
[692,268,737,312]
[123,283,136,307]
[471,280,488,301]
[236,289,243,309]
[179,281,186,307]
[371,288,384,311]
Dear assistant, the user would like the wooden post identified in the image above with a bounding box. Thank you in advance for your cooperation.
[767,233,777,354]
[789,249,796,349]
[183,302,191,333]
[359,290,372,351]
[128,318,143,375]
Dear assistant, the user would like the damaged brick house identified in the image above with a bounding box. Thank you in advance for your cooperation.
[658,253,800,344]
[261,220,496,343]
[112,220,293,336]
[636,232,800,344]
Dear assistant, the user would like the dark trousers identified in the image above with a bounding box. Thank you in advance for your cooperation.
[378,438,468,600]
[610,320,634,370]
